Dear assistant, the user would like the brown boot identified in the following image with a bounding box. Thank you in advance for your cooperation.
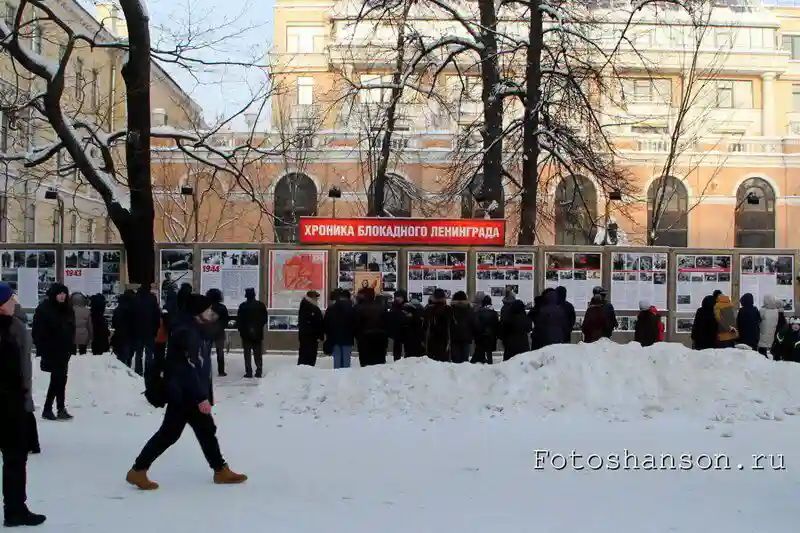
[213,464,247,484]
[126,468,159,490]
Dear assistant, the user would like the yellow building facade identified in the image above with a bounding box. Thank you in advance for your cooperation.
[0,0,201,245]
[151,0,800,248]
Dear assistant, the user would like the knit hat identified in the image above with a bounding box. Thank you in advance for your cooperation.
[639,300,650,311]
[0,283,13,306]
[593,286,607,295]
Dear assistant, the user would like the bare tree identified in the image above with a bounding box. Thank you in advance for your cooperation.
[0,0,279,283]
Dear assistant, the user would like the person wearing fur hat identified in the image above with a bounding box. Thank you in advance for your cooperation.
[449,291,476,363]
[473,295,499,364]
[0,284,46,526]
[126,293,247,490]
[423,288,452,362]
[32,283,75,421]
[297,290,324,367]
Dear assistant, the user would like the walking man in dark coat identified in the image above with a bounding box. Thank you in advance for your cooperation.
[297,290,324,366]
[0,284,46,526]
[126,294,247,490]
[473,295,499,364]
[237,288,268,377]
[32,283,75,421]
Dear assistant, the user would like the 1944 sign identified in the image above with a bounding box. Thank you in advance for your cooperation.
[202,265,221,273]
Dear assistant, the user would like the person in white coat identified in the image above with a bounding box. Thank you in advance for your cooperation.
[758,295,785,358]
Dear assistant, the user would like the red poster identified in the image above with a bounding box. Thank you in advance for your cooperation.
[299,217,505,246]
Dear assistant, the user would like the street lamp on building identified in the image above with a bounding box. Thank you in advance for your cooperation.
[181,185,199,242]
[328,186,342,218]
[45,188,64,243]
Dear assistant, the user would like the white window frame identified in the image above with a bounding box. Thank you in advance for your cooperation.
[286,26,325,54]
[713,80,752,109]
[296,77,314,106]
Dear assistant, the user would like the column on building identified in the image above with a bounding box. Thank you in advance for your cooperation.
[762,72,776,137]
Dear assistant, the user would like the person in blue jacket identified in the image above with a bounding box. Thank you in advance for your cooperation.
[125,293,247,490]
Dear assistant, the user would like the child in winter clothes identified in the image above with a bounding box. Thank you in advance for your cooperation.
[634,300,663,347]
[758,295,785,358]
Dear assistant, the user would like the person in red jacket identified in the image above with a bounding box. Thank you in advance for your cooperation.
[634,300,663,347]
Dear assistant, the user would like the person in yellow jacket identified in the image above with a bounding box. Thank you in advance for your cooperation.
[713,293,738,348]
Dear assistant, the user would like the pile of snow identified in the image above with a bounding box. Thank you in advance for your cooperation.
[256,340,800,421]
[32,355,154,416]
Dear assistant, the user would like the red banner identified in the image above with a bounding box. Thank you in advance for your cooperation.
[298,217,506,246]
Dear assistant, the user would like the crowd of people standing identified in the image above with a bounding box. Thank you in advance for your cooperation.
[690,290,800,361]
[294,284,669,367]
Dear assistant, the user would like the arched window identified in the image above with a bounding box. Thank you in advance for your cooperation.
[555,175,597,245]
[735,177,775,248]
[368,174,412,217]
[273,172,317,243]
[461,173,485,218]
[647,176,688,247]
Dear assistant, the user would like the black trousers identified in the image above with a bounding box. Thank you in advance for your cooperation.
[26,414,39,453]
[2,413,28,514]
[133,402,225,472]
[43,369,68,412]
[358,335,387,366]
[471,346,493,364]
[392,340,404,361]
[242,340,263,375]
[297,339,318,366]
[71,344,87,356]
[154,342,167,369]
[214,337,226,373]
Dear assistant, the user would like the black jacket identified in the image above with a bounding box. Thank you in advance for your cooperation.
[601,299,618,338]
[165,312,213,405]
[582,303,609,343]
[298,297,324,343]
[133,287,161,341]
[324,299,356,347]
[32,283,75,373]
[502,300,532,358]
[555,286,576,342]
[354,298,388,339]
[691,295,718,350]
[388,290,409,341]
[475,305,500,351]
[736,293,762,349]
[237,296,268,343]
[90,293,110,355]
[634,308,661,347]
[0,314,25,416]
[401,302,425,357]
[423,302,451,361]
[205,289,229,340]
[535,290,568,347]
[449,300,476,345]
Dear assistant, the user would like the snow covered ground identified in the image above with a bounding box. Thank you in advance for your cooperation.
[24,341,800,532]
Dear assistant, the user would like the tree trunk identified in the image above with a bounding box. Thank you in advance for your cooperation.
[478,0,504,220]
[519,1,543,245]
[119,0,155,285]
[372,3,410,217]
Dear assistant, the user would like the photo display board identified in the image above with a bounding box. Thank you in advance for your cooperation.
[544,251,602,309]
[63,250,123,311]
[337,250,399,298]
[200,249,261,310]
[0,250,56,309]
[740,254,795,311]
[269,249,328,309]
[675,254,733,313]
[268,314,299,332]
[475,251,535,306]
[407,251,467,304]
[610,252,668,311]
[160,249,194,303]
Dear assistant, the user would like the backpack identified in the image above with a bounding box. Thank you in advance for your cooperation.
[143,365,167,408]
